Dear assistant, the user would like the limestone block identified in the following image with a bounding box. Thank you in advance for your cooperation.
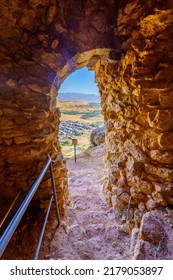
[130,7,143,20]
[151,191,167,206]
[14,136,31,145]
[124,2,139,15]
[4,147,39,164]
[138,181,154,195]
[155,67,173,82]
[127,175,153,195]
[158,132,173,149]
[18,9,37,32]
[150,150,173,164]
[124,106,138,118]
[142,88,159,105]
[124,140,149,162]
[145,164,173,181]
[0,173,5,184]
[37,33,49,47]
[166,196,173,205]
[14,116,29,125]
[146,198,158,210]
[126,156,135,172]
[55,20,68,33]
[135,114,147,126]
[147,109,173,130]
[117,15,130,26]
[27,84,42,93]
[159,91,173,107]
[51,39,59,49]
[4,139,13,145]
[28,0,50,8]
[36,50,66,70]
[89,11,107,32]
[6,79,18,89]
[118,191,131,204]
[130,186,146,201]
[0,117,13,129]
[155,182,173,198]
[47,6,58,25]
[126,161,144,178]
[140,10,173,38]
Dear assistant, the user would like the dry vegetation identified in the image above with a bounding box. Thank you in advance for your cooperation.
[56,100,103,157]
[57,100,102,123]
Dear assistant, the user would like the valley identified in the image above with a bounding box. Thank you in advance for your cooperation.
[57,97,103,158]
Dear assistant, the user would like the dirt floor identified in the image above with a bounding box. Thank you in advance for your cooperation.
[1,144,131,260]
[2,145,173,260]
[40,144,131,260]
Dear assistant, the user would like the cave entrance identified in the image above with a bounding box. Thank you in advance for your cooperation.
[38,52,124,259]
[57,66,104,159]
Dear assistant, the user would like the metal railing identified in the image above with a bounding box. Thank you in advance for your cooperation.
[0,155,60,259]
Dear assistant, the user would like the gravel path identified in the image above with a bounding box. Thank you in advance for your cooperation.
[43,145,131,260]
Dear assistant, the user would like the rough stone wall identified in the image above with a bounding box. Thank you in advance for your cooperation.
[0,49,67,213]
[95,3,173,227]
[0,0,118,216]
[0,0,173,224]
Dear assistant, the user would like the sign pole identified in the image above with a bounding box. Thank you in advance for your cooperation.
[74,144,76,163]
[72,139,78,164]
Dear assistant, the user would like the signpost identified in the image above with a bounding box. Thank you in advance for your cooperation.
[72,138,78,163]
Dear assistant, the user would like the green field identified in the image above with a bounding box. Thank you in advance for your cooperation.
[81,110,101,119]
[62,111,82,115]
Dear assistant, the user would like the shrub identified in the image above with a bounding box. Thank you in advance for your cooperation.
[60,139,71,146]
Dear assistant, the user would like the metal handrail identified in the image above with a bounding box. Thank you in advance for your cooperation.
[0,155,60,258]
[34,194,53,260]
[0,191,22,229]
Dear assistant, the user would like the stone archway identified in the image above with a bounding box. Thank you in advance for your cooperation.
[0,0,118,219]
[0,0,173,233]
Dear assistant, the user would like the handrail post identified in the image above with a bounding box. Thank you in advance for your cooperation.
[48,155,61,226]
[34,195,53,260]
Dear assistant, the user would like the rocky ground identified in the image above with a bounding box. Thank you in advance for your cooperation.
[40,144,173,260]
[40,144,131,260]
[2,144,173,260]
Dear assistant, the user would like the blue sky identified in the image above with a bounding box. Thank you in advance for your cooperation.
[59,67,99,95]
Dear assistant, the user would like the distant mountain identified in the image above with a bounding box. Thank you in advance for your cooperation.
[58,92,100,102]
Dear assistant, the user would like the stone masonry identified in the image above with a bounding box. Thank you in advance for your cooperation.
[95,3,173,227]
[0,0,173,225]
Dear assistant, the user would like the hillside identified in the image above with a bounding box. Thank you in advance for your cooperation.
[58,92,100,102]
[56,100,103,157]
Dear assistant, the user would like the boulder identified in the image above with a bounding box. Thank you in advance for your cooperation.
[90,127,105,146]
[132,209,173,259]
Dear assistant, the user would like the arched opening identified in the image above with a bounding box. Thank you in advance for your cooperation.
[57,67,103,158]
[1,0,173,260]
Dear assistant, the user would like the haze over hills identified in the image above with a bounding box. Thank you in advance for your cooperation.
[58,92,100,102]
